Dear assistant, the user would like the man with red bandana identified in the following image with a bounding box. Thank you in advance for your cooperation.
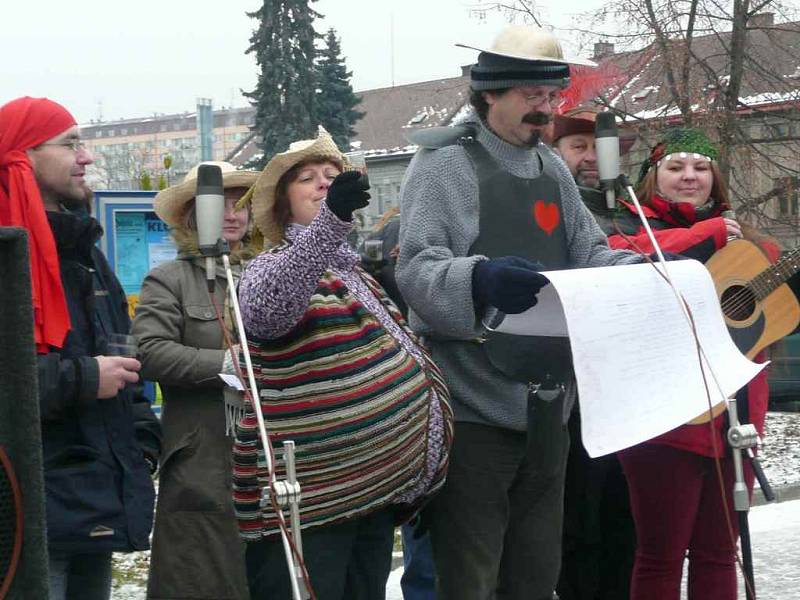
[0,97,160,600]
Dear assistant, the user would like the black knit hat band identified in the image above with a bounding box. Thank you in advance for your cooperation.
[470,53,570,91]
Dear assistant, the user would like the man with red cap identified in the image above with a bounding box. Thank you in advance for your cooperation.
[0,96,160,600]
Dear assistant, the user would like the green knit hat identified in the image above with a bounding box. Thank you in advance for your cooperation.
[637,127,719,185]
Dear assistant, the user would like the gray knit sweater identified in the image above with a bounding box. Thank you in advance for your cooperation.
[396,113,641,431]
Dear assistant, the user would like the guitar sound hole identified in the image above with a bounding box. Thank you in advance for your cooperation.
[720,285,756,322]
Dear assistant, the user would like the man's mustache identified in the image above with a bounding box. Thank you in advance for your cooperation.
[522,112,552,126]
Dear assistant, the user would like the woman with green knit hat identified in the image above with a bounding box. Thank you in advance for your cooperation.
[608,127,780,599]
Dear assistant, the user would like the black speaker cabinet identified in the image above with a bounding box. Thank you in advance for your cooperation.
[0,227,49,599]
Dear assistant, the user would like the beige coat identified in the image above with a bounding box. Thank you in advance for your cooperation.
[132,257,250,600]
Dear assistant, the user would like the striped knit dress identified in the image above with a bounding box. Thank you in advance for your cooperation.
[233,203,453,540]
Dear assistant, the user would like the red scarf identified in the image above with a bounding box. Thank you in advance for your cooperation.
[647,193,728,228]
[0,97,75,352]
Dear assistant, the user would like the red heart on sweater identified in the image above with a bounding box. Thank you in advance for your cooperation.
[533,200,560,235]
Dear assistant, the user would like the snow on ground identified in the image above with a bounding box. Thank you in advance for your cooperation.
[112,411,800,599]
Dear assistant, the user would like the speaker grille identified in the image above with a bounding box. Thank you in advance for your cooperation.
[0,446,22,599]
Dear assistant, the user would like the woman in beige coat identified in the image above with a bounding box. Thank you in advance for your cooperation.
[132,162,257,600]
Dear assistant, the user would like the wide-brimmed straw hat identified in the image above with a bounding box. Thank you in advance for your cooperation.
[251,126,345,245]
[457,25,597,68]
[552,107,637,155]
[154,161,259,227]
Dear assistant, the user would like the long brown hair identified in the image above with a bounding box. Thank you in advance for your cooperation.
[635,162,781,250]
[635,161,731,211]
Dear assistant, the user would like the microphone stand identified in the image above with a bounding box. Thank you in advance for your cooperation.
[618,175,774,600]
[209,241,309,600]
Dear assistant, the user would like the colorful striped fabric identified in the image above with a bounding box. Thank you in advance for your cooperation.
[232,269,452,540]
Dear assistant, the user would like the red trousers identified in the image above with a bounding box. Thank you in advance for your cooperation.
[618,443,753,600]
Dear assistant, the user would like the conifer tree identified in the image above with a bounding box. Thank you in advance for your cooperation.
[316,28,364,152]
[244,0,320,168]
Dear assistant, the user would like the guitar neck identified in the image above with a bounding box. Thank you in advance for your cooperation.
[751,246,800,300]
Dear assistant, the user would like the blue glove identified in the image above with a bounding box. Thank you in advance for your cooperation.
[472,256,549,314]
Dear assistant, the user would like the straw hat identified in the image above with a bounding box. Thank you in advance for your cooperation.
[154,161,259,228]
[457,25,596,67]
[251,126,344,245]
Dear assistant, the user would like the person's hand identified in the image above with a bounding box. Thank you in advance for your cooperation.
[471,256,549,314]
[326,170,371,222]
[643,251,688,263]
[95,355,140,399]
[723,217,742,240]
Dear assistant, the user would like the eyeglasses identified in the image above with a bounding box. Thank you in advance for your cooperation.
[38,139,88,153]
[519,89,564,109]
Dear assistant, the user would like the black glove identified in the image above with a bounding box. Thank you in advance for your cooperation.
[326,170,370,222]
[471,256,549,314]
[643,251,688,263]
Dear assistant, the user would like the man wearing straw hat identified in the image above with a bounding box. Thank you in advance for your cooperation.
[397,26,641,600]
[0,96,161,600]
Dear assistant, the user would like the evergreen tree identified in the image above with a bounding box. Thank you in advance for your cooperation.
[244,0,320,168]
[316,28,364,152]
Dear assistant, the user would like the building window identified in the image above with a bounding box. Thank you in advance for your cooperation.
[95,130,103,138]
[120,128,128,136]
[108,129,115,137]
[776,176,799,216]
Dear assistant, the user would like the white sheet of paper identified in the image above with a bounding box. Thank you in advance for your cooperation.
[219,373,245,391]
[493,260,767,457]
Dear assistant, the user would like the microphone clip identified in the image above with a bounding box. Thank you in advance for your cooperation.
[199,239,231,259]
[201,239,230,293]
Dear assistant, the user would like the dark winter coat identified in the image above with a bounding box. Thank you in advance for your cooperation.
[38,209,160,554]
[132,257,250,599]
[360,216,406,316]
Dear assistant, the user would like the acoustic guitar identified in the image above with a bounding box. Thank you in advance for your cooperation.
[689,239,800,424]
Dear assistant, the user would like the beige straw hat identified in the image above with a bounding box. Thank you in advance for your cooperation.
[251,126,345,245]
[154,161,259,228]
[456,25,596,67]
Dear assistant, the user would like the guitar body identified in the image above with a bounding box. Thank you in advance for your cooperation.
[706,239,800,359]
[688,239,800,425]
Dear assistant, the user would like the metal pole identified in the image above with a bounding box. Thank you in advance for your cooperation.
[222,253,306,600]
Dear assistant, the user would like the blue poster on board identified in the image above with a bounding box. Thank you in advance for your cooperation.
[115,212,149,295]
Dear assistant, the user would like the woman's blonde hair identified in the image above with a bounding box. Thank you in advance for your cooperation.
[171,186,258,262]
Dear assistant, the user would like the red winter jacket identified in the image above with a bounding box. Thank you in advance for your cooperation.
[608,198,775,457]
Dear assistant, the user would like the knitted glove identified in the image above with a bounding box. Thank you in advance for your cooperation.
[643,251,688,263]
[325,170,371,222]
[472,256,549,314]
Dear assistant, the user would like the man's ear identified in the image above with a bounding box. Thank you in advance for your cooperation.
[482,91,496,106]
[25,148,38,171]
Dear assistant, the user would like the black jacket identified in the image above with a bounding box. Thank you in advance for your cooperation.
[38,209,161,553]
[360,217,407,316]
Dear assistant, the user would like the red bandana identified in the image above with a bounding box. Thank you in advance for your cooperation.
[0,97,75,352]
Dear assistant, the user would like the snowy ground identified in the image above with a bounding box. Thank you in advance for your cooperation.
[111,411,800,600]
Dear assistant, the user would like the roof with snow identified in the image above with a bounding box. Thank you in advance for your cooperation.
[597,16,800,121]
[350,73,471,155]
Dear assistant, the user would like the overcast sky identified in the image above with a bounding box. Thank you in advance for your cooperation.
[1,0,604,124]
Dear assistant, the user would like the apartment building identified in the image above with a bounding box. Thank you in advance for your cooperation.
[81,106,257,190]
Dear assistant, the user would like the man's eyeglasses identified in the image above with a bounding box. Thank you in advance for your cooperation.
[519,90,564,109]
[38,139,88,153]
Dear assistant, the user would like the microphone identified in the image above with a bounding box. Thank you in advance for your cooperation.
[595,111,620,210]
[195,164,226,291]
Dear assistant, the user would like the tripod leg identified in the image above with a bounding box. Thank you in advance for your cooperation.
[738,511,756,600]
